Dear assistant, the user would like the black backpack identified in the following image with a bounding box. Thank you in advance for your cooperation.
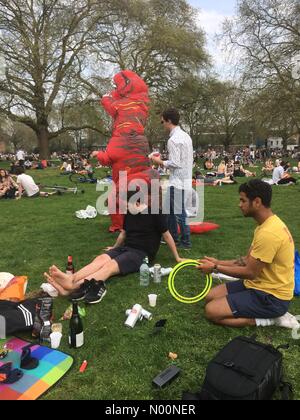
[183,335,293,401]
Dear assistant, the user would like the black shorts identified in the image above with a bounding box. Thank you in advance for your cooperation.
[105,247,147,276]
[226,280,290,319]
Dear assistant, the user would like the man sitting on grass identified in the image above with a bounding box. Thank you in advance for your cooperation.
[198,179,298,329]
[15,167,53,199]
[44,190,185,304]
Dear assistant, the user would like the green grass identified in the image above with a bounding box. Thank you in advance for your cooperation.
[0,165,300,400]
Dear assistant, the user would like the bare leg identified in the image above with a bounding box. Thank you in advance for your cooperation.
[44,260,120,296]
[73,254,112,282]
[205,297,256,328]
[215,318,256,327]
[48,254,112,287]
[205,284,228,304]
[44,272,75,295]
[84,259,120,281]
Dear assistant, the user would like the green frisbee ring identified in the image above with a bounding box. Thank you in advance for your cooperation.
[168,260,213,304]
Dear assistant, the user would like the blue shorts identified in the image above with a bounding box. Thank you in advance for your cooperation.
[226,280,290,319]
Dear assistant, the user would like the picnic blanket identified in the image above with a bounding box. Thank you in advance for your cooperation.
[0,338,73,400]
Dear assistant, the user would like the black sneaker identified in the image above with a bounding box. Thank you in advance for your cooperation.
[70,280,92,302]
[84,282,107,304]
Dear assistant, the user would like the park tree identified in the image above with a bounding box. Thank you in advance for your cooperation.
[0,116,36,152]
[0,0,209,158]
[205,81,249,150]
[88,0,209,92]
[224,0,300,133]
[245,84,300,148]
[0,0,114,158]
[159,76,215,150]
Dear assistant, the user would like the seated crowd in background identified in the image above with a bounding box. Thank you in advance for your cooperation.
[0,169,18,199]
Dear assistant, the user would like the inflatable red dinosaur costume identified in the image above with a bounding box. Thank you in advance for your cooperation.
[97,70,158,232]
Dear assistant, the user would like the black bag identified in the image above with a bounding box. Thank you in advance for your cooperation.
[183,336,293,401]
[0,299,38,338]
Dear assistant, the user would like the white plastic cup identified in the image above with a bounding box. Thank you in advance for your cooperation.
[50,332,63,349]
[148,294,157,308]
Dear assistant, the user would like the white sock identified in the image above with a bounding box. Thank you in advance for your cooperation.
[255,318,275,327]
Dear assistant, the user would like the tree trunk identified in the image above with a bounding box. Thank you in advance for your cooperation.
[37,126,50,159]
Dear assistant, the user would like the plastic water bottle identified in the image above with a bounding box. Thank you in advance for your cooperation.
[140,257,150,287]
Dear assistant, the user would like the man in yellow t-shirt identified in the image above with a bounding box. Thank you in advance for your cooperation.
[198,179,298,329]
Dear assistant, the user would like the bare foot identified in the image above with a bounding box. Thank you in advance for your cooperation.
[44,272,71,297]
[49,265,74,287]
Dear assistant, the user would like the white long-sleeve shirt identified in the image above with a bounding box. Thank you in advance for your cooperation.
[163,126,193,190]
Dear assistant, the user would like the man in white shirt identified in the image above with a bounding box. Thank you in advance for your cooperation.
[272,161,297,185]
[15,167,49,199]
[151,109,193,249]
[16,149,26,166]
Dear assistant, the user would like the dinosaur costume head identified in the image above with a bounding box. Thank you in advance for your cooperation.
[112,70,149,101]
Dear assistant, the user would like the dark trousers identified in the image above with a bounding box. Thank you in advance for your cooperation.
[278,178,297,185]
[166,187,191,247]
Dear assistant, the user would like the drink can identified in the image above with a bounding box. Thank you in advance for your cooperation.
[125,304,143,328]
[141,309,153,321]
[153,264,162,283]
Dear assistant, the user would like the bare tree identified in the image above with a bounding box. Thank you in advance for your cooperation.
[89,0,209,91]
[0,0,111,158]
[224,0,300,133]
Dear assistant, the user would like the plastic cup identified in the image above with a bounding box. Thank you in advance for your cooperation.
[50,332,62,349]
[148,294,158,308]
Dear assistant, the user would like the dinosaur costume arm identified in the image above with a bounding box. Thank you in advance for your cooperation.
[101,95,117,118]
[97,150,113,167]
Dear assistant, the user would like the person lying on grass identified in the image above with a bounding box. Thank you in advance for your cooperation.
[44,189,185,304]
[198,179,299,330]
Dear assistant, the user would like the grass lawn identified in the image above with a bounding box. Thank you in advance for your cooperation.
[0,164,300,400]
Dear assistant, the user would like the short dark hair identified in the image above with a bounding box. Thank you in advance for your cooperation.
[15,167,25,175]
[162,108,180,125]
[239,179,272,208]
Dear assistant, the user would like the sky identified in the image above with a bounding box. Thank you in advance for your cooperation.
[187,0,238,76]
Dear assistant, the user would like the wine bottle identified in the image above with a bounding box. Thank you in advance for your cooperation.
[69,302,84,348]
[66,256,75,275]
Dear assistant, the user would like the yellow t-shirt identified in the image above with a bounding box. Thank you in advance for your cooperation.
[244,215,295,301]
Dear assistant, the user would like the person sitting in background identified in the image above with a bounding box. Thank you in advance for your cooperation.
[226,160,234,176]
[217,161,226,178]
[213,175,237,186]
[234,161,256,178]
[79,160,94,179]
[66,160,73,173]
[15,167,51,199]
[60,160,68,172]
[204,159,214,171]
[9,162,19,175]
[24,159,32,170]
[262,159,274,177]
[292,159,300,173]
[0,169,18,199]
[272,161,297,185]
